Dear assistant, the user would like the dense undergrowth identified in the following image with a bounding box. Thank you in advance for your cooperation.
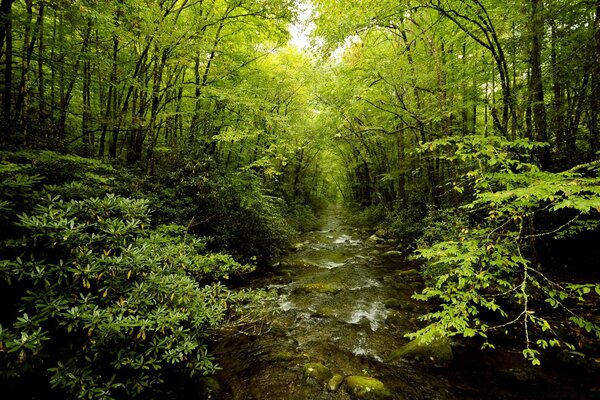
[0,150,316,399]
[350,136,600,365]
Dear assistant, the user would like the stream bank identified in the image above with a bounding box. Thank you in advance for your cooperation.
[208,208,599,400]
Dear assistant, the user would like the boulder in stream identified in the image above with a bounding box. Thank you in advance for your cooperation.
[367,235,386,244]
[383,298,402,309]
[281,259,320,269]
[382,250,403,258]
[311,306,337,318]
[298,283,341,294]
[327,374,344,392]
[396,269,420,279]
[303,362,333,382]
[388,333,453,367]
[344,376,392,399]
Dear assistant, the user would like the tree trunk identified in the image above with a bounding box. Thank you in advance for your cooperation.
[1,0,13,122]
[590,0,600,154]
[529,0,549,168]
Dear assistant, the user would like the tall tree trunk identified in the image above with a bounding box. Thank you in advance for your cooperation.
[550,23,565,162]
[37,3,45,121]
[529,0,549,168]
[1,0,13,122]
[590,0,600,154]
[82,20,93,152]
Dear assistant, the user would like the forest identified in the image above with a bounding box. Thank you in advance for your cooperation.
[0,0,599,398]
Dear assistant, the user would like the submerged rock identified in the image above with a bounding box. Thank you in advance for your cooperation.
[383,298,402,309]
[388,334,453,367]
[298,283,341,294]
[327,374,344,392]
[281,259,320,269]
[303,362,333,382]
[199,377,222,396]
[270,351,301,362]
[382,250,403,258]
[345,376,392,399]
[396,269,420,278]
[311,306,337,318]
[367,235,385,244]
[291,241,308,251]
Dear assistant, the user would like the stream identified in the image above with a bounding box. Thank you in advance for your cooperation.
[209,208,598,400]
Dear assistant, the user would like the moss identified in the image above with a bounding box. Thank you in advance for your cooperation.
[344,376,392,399]
[388,334,453,367]
[303,362,333,382]
[311,307,337,318]
[383,298,402,309]
[327,374,344,392]
[396,269,420,278]
[270,351,299,362]
[299,283,341,294]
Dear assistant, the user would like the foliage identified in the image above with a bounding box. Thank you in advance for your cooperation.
[0,153,269,398]
[410,135,600,364]
[0,192,256,399]
[142,161,295,262]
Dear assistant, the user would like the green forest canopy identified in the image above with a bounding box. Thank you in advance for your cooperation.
[1,0,599,398]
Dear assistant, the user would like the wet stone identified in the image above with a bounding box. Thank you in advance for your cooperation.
[382,250,403,258]
[396,269,420,279]
[303,362,333,382]
[199,377,222,397]
[281,260,321,269]
[388,334,453,367]
[367,235,386,244]
[298,283,341,294]
[383,298,402,309]
[311,306,337,318]
[345,376,393,400]
[270,351,300,362]
[327,373,344,392]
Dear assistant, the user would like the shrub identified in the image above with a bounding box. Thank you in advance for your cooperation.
[146,164,294,262]
[411,135,600,364]
[0,194,255,399]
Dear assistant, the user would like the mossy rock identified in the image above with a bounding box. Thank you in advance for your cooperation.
[276,268,297,277]
[282,260,320,269]
[388,334,453,367]
[199,377,222,396]
[396,269,420,278]
[299,283,341,294]
[303,362,333,382]
[327,373,344,392]
[270,351,300,362]
[385,310,403,325]
[383,298,402,309]
[382,250,403,258]
[345,376,392,399]
[311,306,337,318]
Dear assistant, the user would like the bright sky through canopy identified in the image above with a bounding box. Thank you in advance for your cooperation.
[289,1,315,50]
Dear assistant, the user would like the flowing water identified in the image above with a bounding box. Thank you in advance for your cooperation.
[210,208,598,400]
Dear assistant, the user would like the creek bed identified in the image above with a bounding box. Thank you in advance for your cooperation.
[209,208,598,400]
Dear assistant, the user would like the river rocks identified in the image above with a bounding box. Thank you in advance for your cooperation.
[291,241,308,251]
[311,306,337,318]
[382,250,403,258]
[395,269,422,286]
[396,269,420,279]
[327,374,344,392]
[199,377,222,397]
[281,259,321,269]
[303,362,333,382]
[344,376,392,399]
[298,283,341,294]
[367,234,386,244]
[383,298,402,309]
[388,334,453,367]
